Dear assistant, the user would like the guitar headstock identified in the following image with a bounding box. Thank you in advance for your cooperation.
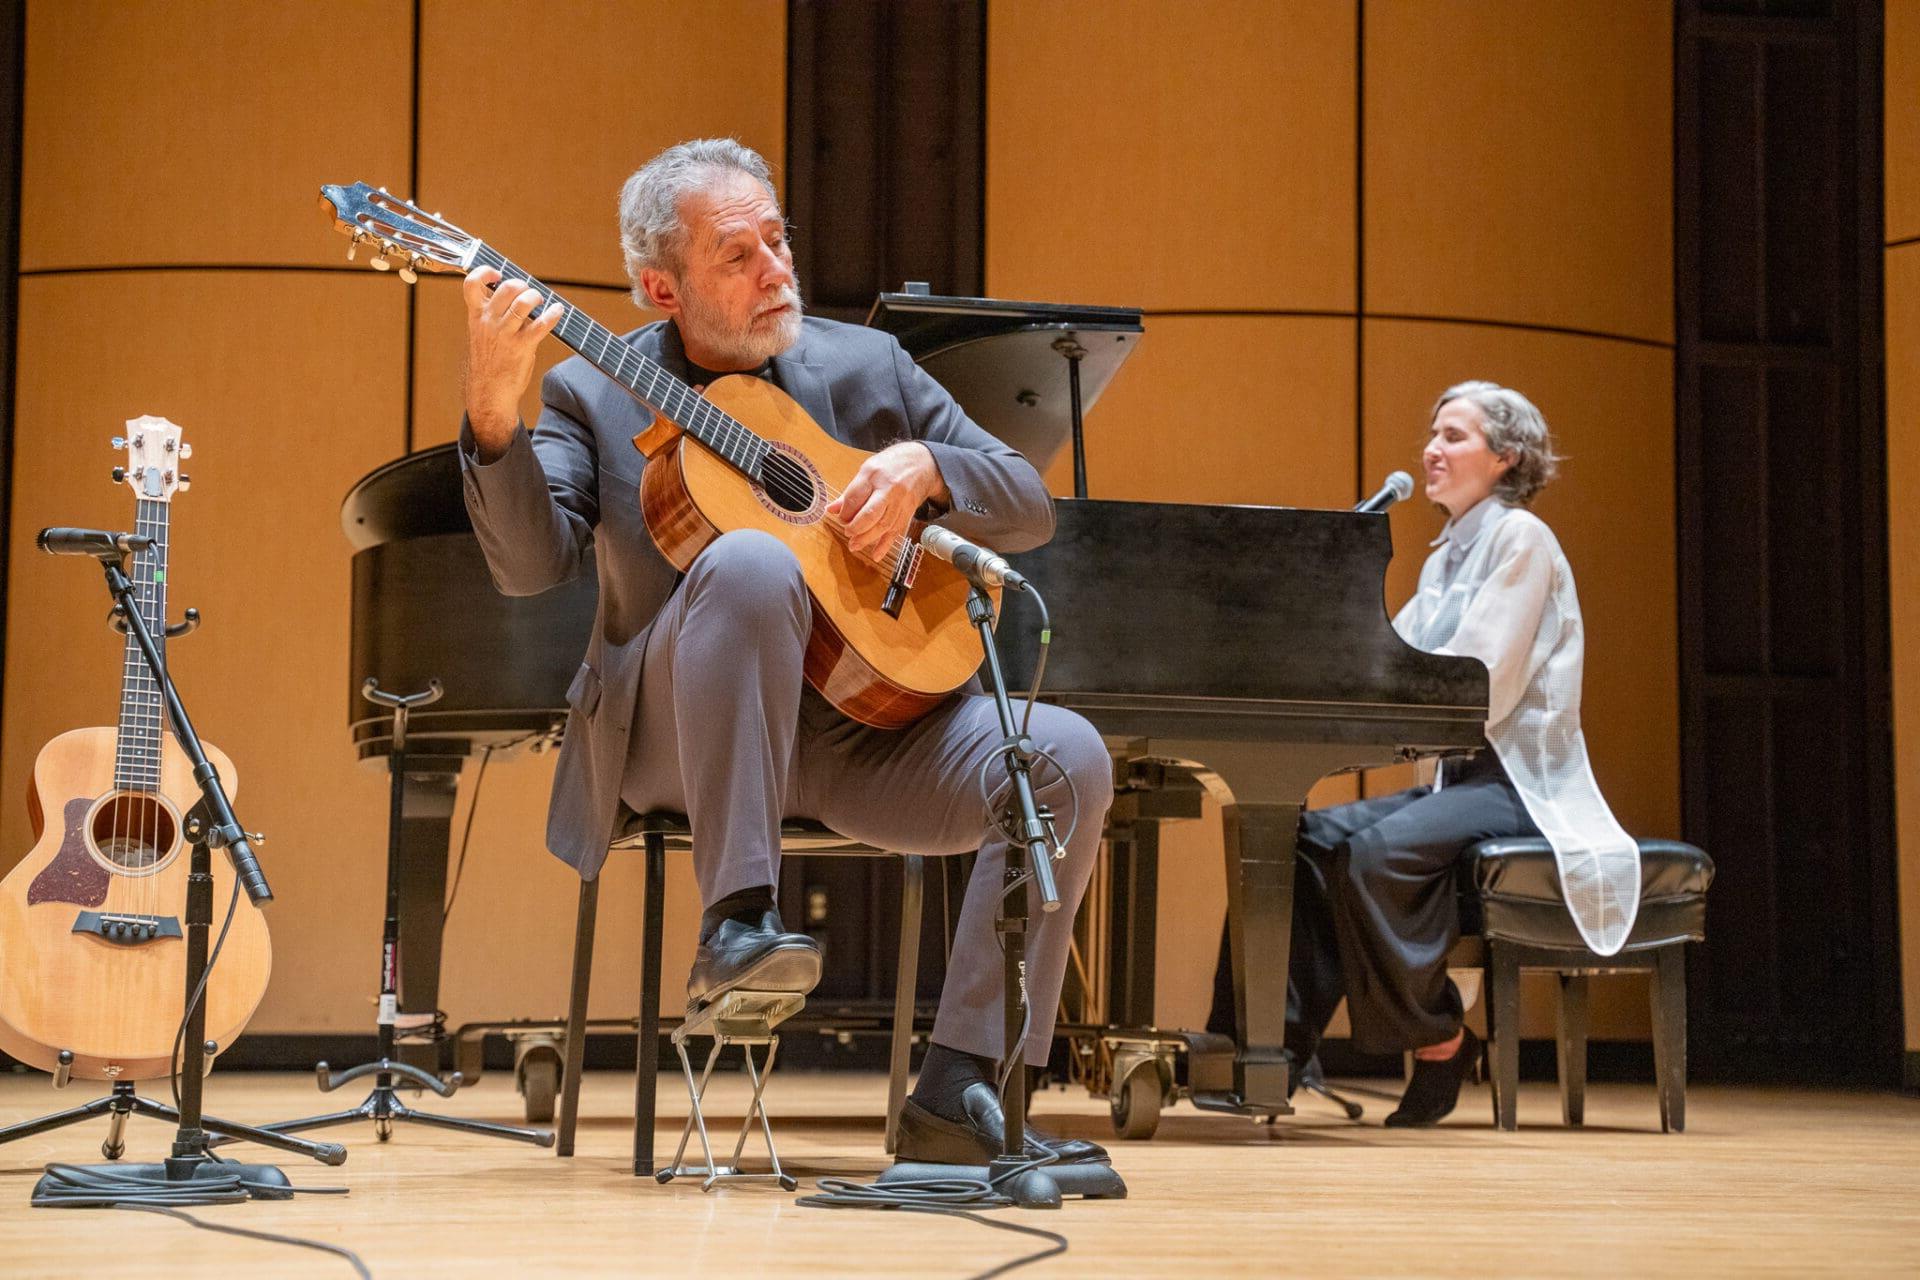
[320,182,476,283]
[115,415,190,503]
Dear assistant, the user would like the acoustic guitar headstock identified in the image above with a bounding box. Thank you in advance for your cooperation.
[320,181,476,283]
[114,415,191,503]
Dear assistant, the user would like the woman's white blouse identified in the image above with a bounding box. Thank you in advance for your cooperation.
[1392,497,1641,954]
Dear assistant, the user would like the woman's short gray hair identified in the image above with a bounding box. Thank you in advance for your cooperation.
[618,138,777,301]
[1430,380,1562,505]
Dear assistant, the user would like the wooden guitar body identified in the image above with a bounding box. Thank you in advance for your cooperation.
[0,727,270,1081]
[637,374,996,729]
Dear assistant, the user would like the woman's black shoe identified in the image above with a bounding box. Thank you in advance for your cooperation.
[1384,1026,1482,1128]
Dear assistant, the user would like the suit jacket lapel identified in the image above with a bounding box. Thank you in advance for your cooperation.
[773,337,837,441]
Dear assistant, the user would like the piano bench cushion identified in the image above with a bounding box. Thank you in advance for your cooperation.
[1460,838,1714,953]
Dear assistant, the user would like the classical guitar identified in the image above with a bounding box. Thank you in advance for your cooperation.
[320,182,995,730]
[0,418,270,1081]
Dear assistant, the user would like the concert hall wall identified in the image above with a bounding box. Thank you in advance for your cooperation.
[0,0,1728,1059]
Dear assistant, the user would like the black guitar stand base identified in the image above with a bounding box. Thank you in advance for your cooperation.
[0,1074,346,1173]
[220,679,552,1152]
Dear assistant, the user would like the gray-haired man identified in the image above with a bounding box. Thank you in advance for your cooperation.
[456,139,1111,1165]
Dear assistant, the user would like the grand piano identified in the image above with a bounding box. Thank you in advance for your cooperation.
[340,301,1488,1122]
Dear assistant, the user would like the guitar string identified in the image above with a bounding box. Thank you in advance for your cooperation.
[475,248,922,577]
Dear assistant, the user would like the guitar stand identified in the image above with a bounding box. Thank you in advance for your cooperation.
[216,679,552,1152]
[14,553,347,1204]
[655,989,804,1192]
[0,1066,346,1169]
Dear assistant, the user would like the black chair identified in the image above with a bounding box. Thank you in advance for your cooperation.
[554,811,925,1173]
[1461,837,1714,1133]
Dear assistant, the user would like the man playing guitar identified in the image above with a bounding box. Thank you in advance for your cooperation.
[458,138,1110,1167]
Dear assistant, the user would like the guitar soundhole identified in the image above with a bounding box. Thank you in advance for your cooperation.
[755,452,818,515]
[88,794,179,875]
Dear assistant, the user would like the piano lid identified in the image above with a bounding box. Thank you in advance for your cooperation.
[866,290,1143,471]
[996,499,1487,746]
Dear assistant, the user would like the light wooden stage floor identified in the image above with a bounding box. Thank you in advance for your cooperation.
[1,1069,1916,1277]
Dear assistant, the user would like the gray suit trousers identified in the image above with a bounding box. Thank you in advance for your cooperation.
[619,529,1112,1065]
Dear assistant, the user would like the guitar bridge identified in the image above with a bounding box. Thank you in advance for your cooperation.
[880,543,923,619]
[73,911,181,946]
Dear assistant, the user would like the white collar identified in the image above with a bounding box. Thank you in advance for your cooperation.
[1430,495,1504,551]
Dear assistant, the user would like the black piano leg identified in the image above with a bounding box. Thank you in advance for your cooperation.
[395,770,459,1073]
[1219,801,1301,1114]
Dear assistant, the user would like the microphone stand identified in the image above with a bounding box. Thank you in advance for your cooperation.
[882,578,1124,1207]
[28,553,345,1207]
[966,582,1069,1209]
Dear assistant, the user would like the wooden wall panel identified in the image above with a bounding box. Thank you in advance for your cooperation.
[409,278,650,449]
[20,2,412,270]
[986,0,1356,312]
[1888,245,1920,1052]
[415,0,787,290]
[1889,0,1919,244]
[1037,316,1356,507]
[1364,0,1674,344]
[2,272,405,1032]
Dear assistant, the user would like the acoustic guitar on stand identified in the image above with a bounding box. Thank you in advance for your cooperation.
[0,417,270,1081]
[320,181,997,730]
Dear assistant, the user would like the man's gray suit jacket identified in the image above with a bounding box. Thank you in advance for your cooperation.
[458,315,1057,879]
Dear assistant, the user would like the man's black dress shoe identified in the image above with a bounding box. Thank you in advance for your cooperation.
[686,909,821,1006]
[1384,1025,1482,1128]
[895,1082,1110,1165]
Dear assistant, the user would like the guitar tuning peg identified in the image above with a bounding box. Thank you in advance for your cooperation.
[177,474,192,493]
[179,442,192,460]
[399,256,420,284]
[111,466,126,483]
[371,256,392,272]
[111,435,126,449]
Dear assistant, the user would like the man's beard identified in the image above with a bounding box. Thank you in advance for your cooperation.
[679,274,805,368]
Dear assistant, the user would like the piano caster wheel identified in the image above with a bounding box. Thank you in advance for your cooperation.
[515,1038,562,1125]
[1110,1067,1162,1140]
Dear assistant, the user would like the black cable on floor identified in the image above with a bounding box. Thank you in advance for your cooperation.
[33,1166,368,1277]
[796,1157,1069,1280]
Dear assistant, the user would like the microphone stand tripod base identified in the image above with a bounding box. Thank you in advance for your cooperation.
[876,1158,1126,1208]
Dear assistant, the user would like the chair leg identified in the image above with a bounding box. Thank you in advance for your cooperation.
[557,876,600,1158]
[1556,972,1590,1127]
[1650,944,1688,1133]
[634,834,666,1176]
[885,855,924,1155]
[1488,942,1521,1131]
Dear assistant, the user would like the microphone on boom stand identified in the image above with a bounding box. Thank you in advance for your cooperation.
[37,527,153,558]
[1353,471,1415,514]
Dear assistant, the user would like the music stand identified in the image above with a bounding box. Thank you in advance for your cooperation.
[866,287,1143,497]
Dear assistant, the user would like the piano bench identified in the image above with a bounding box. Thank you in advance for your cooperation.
[554,811,924,1176]
[1458,838,1715,1134]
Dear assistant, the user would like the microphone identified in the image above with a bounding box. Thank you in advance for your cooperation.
[1354,471,1415,514]
[918,525,1029,592]
[37,527,154,558]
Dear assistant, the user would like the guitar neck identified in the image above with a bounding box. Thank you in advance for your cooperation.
[113,497,169,793]
[472,244,777,480]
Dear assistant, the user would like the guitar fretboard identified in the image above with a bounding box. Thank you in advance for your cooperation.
[473,244,782,482]
[113,497,168,793]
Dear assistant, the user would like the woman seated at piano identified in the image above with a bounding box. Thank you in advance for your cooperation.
[1285,380,1638,1126]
